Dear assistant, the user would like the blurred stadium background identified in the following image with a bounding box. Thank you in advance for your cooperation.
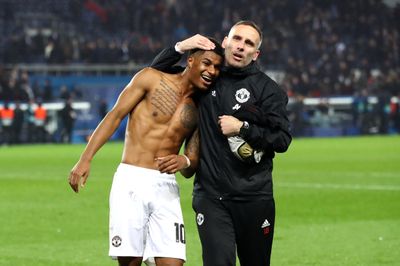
[0,1,399,265]
[0,0,399,143]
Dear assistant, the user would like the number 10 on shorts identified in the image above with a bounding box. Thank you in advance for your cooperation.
[174,223,185,244]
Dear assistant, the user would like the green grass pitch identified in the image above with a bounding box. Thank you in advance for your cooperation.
[0,135,399,265]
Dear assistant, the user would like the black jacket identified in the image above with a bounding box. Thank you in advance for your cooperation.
[151,48,291,200]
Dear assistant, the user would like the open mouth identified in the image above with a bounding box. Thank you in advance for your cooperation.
[201,74,213,85]
[232,52,243,61]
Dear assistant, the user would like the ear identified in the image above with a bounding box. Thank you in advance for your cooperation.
[222,37,228,48]
[252,50,260,61]
[187,56,194,68]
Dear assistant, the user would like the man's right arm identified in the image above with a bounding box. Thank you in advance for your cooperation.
[150,47,183,72]
[68,68,152,193]
[151,34,216,72]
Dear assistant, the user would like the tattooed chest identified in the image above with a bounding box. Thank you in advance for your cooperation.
[150,82,198,130]
[150,80,181,117]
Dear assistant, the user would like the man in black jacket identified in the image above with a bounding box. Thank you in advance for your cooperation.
[152,21,291,266]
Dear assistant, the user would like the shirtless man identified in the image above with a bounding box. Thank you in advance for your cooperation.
[68,39,223,266]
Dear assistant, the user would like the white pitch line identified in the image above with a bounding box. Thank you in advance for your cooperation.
[277,182,400,191]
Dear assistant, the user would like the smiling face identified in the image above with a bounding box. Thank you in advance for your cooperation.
[186,50,223,91]
[222,24,261,68]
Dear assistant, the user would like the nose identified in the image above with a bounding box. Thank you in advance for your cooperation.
[236,41,245,51]
[207,65,220,78]
[207,65,217,76]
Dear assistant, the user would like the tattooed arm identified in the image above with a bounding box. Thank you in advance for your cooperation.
[180,128,200,178]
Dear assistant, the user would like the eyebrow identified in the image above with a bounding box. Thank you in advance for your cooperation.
[245,39,256,47]
[233,34,256,47]
[202,57,222,67]
[202,57,220,64]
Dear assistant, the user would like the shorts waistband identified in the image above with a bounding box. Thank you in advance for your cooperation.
[117,163,176,180]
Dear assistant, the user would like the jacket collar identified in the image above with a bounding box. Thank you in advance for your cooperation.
[222,61,260,77]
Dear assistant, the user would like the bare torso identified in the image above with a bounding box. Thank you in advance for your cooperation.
[121,70,197,169]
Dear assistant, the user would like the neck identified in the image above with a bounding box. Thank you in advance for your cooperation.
[179,68,195,96]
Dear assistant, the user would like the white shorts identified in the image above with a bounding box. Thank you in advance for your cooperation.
[109,163,186,262]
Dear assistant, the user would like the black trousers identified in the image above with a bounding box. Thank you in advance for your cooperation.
[192,196,275,266]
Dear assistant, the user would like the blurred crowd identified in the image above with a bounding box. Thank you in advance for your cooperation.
[0,0,399,97]
[1,0,400,142]
[0,66,83,103]
[0,67,80,144]
[0,96,77,145]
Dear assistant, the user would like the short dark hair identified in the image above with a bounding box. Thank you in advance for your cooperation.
[188,37,224,58]
[232,20,263,48]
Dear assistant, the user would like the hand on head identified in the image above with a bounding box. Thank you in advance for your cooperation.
[177,34,216,52]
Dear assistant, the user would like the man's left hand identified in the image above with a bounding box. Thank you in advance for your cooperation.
[156,155,189,174]
[218,115,243,136]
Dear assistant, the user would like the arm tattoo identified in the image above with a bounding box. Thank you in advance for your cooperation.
[180,104,198,129]
[186,129,199,156]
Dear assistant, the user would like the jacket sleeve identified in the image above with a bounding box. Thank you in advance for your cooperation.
[241,81,292,154]
[150,47,184,73]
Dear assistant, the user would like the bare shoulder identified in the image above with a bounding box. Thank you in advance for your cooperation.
[126,67,163,90]
[135,67,163,80]
[144,67,178,84]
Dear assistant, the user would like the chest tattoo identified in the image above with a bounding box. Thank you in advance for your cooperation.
[151,79,180,116]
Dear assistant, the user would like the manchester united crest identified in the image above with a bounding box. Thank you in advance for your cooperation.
[235,88,250,103]
[112,235,122,247]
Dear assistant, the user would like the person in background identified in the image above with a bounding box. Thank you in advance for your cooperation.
[26,99,37,143]
[34,102,47,142]
[0,101,15,145]
[12,101,25,144]
[59,98,76,143]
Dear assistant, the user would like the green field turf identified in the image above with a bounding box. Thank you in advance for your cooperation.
[0,135,399,266]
